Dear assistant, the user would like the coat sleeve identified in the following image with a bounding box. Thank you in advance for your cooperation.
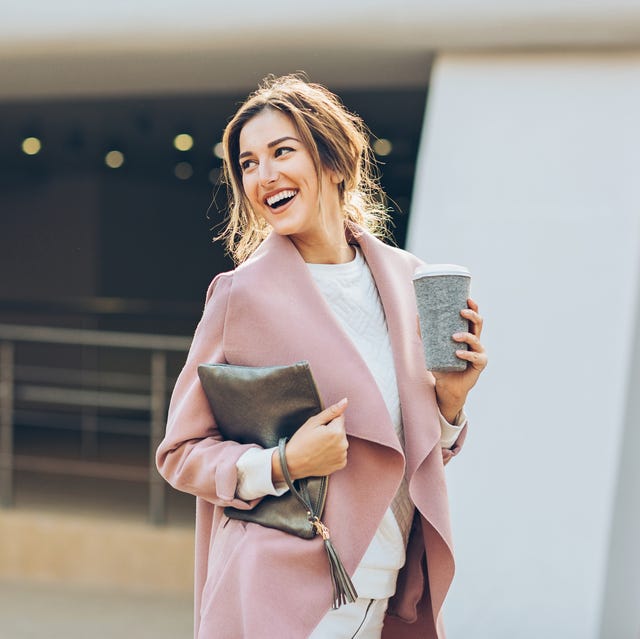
[155,272,261,509]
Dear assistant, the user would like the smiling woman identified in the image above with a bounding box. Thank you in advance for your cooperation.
[155,74,487,639]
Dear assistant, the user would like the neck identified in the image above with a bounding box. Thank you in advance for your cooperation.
[289,216,355,264]
[293,239,355,264]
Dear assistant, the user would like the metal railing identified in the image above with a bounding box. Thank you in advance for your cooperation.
[0,323,192,525]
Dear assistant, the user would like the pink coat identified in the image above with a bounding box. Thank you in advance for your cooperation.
[156,226,466,638]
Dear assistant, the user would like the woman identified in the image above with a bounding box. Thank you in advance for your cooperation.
[156,74,487,639]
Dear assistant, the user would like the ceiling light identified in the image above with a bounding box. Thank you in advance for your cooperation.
[213,142,225,159]
[175,162,193,180]
[174,133,194,152]
[105,150,125,168]
[22,137,42,155]
[373,138,393,156]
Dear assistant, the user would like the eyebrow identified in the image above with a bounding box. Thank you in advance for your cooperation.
[238,136,300,160]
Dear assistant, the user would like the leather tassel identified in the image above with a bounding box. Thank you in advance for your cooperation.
[324,538,358,609]
[278,439,358,609]
[312,517,358,609]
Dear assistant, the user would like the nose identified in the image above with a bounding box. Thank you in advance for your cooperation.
[259,159,279,186]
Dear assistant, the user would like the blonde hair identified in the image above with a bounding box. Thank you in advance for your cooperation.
[218,74,391,263]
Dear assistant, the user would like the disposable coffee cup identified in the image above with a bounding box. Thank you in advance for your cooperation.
[413,264,471,373]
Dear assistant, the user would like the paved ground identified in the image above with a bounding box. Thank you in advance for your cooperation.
[0,579,192,639]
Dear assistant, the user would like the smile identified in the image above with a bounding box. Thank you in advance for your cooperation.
[265,189,298,209]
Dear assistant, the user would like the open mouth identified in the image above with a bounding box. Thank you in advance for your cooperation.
[265,189,298,210]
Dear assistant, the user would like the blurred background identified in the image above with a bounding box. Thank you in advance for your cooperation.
[1,1,639,638]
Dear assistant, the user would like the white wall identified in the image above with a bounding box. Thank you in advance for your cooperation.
[3,0,640,98]
[407,52,640,638]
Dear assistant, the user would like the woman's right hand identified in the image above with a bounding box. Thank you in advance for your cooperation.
[271,398,349,482]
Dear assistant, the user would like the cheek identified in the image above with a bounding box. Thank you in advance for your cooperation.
[241,175,256,201]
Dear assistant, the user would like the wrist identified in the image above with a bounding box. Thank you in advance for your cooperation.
[270,448,285,484]
[435,386,465,424]
[272,443,304,482]
[439,405,463,425]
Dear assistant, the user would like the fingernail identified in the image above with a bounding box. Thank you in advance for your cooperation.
[452,333,464,339]
[337,397,348,406]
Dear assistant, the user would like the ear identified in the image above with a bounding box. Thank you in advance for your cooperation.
[330,170,344,184]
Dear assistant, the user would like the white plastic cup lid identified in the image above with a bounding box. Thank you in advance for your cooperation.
[413,264,471,279]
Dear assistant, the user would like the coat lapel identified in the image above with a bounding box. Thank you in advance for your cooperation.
[355,229,456,623]
[355,230,442,479]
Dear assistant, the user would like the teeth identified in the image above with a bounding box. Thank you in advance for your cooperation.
[266,190,297,206]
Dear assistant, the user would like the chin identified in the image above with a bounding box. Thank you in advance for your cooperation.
[266,218,303,237]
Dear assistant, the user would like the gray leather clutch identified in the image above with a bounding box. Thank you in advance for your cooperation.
[197,361,327,539]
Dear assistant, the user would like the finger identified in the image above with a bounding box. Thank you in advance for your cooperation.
[461,308,483,336]
[452,332,485,352]
[461,308,481,324]
[313,398,348,425]
[467,298,479,312]
[326,414,347,435]
[455,349,488,370]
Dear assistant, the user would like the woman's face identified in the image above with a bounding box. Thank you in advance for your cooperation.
[238,108,343,245]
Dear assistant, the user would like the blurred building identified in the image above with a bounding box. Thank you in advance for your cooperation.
[1,2,639,638]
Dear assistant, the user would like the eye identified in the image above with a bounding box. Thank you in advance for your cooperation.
[275,146,294,158]
[240,158,256,172]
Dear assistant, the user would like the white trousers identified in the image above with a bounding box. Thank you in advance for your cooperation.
[307,597,388,639]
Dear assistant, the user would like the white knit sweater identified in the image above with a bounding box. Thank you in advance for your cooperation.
[236,247,465,599]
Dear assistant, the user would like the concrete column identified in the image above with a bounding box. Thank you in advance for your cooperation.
[407,51,640,639]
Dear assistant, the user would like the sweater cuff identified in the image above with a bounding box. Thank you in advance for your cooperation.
[235,447,290,501]
[439,409,467,450]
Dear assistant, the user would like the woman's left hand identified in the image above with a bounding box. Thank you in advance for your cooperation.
[432,298,488,423]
